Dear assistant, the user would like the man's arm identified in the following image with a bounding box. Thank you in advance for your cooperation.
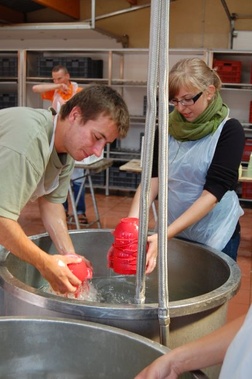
[38,197,75,255]
[32,83,68,94]
[0,215,82,293]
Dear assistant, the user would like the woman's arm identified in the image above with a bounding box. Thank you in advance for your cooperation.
[135,313,246,379]
[128,177,159,218]
[146,189,217,272]
[167,189,217,239]
[204,118,245,200]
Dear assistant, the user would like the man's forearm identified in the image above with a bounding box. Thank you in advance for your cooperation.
[38,198,75,255]
[0,216,49,271]
[32,83,60,93]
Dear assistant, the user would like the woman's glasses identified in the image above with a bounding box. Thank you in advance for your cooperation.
[169,92,203,107]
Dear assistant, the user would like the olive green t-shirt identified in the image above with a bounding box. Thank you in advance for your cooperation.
[0,107,74,221]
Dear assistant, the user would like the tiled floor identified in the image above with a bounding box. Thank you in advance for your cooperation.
[18,190,252,323]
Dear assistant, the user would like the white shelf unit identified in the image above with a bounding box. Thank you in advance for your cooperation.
[209,50,252,202]
[2,48,208,192]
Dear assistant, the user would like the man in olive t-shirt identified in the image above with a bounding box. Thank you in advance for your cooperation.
[0,85,129,294]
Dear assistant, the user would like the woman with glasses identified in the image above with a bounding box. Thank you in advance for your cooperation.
[128,57,245,272]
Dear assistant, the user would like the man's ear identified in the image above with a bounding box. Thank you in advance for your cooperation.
[69,106,81,122]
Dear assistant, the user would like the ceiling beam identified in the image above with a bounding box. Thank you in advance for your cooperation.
[0,4,25,23]
[219,0,233,21]
[32,0,80,20]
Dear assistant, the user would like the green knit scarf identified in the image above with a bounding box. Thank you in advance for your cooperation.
[169,92,229,141]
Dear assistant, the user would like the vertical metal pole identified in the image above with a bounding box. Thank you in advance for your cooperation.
[158,0,170,346]
[90,0,96,29]
[18,49,26,107]
[68,184,80,229]
[135,0,161,304]
[135,0,171,346]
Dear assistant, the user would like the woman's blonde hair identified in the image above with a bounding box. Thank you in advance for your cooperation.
[169,58,222,100]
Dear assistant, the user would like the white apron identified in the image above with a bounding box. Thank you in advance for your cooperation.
[168,117,243,250]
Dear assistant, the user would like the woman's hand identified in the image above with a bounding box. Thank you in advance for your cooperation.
[134,352,180,379]
[145,233,158,274]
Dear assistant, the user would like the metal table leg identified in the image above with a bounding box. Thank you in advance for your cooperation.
[87,169,101,228]
[68,183,80,229]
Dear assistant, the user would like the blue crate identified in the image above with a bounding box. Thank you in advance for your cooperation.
[65,57,93,78]
[0,57,18,77]
[0,93,18,109]
[109,166,141,189]
[37,56,103,79]
[90,171,106,186]
[38,57,64,76]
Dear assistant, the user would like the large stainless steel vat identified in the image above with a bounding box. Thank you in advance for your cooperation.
[0,317,207,379]
[0,230,240,378]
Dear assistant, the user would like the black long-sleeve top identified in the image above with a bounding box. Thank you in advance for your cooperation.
[151,118,245,202]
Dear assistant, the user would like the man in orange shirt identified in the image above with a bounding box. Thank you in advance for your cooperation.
[33,65,83,112]
[33,65,87,224]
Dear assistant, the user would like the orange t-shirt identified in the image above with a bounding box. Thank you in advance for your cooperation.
[41,82,82,102]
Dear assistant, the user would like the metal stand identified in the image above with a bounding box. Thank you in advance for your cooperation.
[67,158,113,229]
[134,0,170,346]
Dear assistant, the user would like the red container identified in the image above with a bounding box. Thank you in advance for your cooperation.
[242,139,252,162]
[108,218,140,275]
[113,263,137,275]
[107,246,114,268]
[242,182,252,199]
[213,59,242,83]
[113,217,139,240]
[67,258,93,282]
[249,101,252,123]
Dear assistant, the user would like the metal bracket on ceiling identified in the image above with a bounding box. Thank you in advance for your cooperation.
[219,0,237,49]
[219,0,252,49]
